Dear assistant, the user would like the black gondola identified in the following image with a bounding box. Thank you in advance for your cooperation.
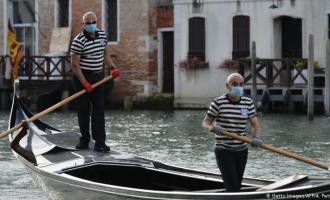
[8,82,330,200]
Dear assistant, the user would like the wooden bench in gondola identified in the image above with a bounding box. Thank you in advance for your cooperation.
[257,174,308,191]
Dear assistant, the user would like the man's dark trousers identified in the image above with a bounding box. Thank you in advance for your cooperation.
[73,70,106,145]
[215,147,248,192]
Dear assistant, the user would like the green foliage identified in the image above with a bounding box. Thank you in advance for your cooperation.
[294,59,321,69]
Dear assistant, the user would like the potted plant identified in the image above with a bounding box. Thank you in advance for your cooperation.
[294,59,321,70]
[313,61,321,70]
[294,59,305,69]
[178,56,208,70]
[219,58,239,69]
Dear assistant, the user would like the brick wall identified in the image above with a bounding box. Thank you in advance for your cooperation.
[38,0,55,54]
[106,0,159,105]
[104,0,173,106]
[157,5,174,28]
[71,0,102,37]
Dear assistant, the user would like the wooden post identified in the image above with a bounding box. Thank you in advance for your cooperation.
[61,89,69,111]
[325,39,330,116]
[124,96,133,111]
[307,35,314,121]
[251,41,257,107]
[0,92,5,110]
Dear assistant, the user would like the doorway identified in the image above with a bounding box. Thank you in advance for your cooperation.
[281,16,302,58]
[274,16,302,86]
[158,29,174,93]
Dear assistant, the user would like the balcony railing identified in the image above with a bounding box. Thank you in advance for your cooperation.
[0,55,72,81]
[237,58,309,87]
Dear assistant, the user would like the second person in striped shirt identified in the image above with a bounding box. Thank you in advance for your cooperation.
[202,73,262,192]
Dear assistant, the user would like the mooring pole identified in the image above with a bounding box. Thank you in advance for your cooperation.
[251,41,257,108]
[325,39,330,117]
[308,35,314,121]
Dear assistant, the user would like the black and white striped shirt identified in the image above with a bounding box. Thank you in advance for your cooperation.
[207,94,257,151]
[70,29,108,71]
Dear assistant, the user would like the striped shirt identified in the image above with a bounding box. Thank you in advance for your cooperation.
[70,29,108,71]
[207,94,257,151]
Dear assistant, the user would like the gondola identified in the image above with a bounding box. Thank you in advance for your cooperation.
[7,83,330,200]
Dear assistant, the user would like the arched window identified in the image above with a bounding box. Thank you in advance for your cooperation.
[232,15,250,59]
[188,17,205,61]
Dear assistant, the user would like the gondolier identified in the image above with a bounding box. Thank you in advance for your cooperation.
[202,73,263,192]
[70,11,120,152]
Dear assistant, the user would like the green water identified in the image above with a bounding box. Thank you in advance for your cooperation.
[0,110,330,199]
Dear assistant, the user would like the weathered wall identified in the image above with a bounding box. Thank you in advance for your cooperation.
[38,0,55,54]
[157,5,173,28]
[71,0,102,37]
[173,0,330,108]
[0,1,4,55]
[106,0,159,104]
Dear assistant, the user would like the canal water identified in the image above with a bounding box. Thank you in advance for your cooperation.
[0,110,330,199]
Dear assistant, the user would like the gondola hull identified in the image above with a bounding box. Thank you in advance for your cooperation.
[8,86,330,199]
[15,154,330,200]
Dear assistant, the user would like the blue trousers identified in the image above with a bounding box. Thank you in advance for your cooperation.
[215,147,248,192]
[73,70,106,145]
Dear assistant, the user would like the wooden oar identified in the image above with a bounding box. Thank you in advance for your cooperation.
[223,131,330,171]
[0,75,114,140]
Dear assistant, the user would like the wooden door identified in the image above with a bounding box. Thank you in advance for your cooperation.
[282,17,302,58]
[162,31,174,93]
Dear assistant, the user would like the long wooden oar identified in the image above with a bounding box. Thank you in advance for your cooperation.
[0,75,114,140]
[223,131,330,171]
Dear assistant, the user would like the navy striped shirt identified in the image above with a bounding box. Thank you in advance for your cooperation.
[70,29,108,71]
[207,94,257,151]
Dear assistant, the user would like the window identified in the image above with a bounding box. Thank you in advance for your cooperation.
[232,15,250,59]
[56,0,70,27]
[290,0,296,7]
[12,0,36,55]
[13,0,35,23]
[188,17,205,61]
[104,0,118,42]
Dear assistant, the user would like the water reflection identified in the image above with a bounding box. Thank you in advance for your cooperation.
[1,110,330,199]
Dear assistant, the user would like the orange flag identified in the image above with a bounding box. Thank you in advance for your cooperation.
[7,20,24,80]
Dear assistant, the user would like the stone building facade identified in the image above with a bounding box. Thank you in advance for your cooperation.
[173,0,330,108]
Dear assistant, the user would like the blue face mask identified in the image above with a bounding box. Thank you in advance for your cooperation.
[230,86,244,97]
[85,24,96,33]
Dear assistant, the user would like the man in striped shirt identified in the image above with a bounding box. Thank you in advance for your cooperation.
[202,73,262,192]
[70,12,120,152]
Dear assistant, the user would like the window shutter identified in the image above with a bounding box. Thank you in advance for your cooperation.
[328,14,330,39]
[232,15,250,59]
[58,0,69,27]
[188,17,205,61]
[105,0,118,42]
